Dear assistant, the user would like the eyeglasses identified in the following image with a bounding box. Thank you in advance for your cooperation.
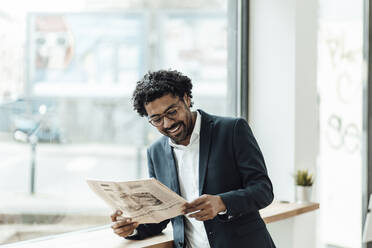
[148,101,182,127]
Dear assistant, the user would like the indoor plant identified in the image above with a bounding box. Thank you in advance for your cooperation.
[294,169,314,203]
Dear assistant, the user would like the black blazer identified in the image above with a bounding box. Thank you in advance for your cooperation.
[128,110,276,248]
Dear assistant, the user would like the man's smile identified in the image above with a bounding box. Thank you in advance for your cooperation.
[166,122,183,136]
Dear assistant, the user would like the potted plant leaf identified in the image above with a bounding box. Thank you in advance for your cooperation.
[294,169,314,203]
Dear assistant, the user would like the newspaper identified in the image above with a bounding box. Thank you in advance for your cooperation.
[86,178,187,224]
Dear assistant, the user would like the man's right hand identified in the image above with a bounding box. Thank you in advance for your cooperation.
[111,210,139,238]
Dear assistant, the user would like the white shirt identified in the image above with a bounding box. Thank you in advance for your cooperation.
[169,111,210,248]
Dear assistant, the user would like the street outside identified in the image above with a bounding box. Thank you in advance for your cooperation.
[0,139,148,213]
[0,139,149,244]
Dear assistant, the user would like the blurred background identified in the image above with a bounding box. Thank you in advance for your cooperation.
[0,0,238,245]
[0,0,370,247]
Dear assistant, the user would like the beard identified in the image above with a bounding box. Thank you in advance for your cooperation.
[163,111,194,145]
[166,122,187,144]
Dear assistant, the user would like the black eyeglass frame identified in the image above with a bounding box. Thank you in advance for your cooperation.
[147,99,183,127]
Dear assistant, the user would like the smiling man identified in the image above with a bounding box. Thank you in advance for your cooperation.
[110,70,276,248]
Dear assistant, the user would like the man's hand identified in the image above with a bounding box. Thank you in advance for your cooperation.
[183,194,227,221]
[110,210,139,238]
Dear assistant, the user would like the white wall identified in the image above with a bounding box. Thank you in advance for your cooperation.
[249,0,296,202]
[249,0,318,202]
[294,0,318,178]
[249,0,319,247]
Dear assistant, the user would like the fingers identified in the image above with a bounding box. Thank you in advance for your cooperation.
[111,217,139,238]
[184,195,219,221]
[189,195,206,206]
[181,203,188,212]
[184,195,208,214]
[188,209,208,218]
[111,218,135,229]
[110,210,122,222]
[185,202,208,214]
[112,222,139,237]
[189,209,214,221]
[193,213,211,221]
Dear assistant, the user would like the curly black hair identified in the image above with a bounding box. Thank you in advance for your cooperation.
[132,70,193,117]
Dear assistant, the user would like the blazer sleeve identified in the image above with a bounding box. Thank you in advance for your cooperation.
[217,118,274,221]
[125,149,170,240]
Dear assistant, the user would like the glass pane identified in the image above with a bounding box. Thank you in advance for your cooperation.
[317,0,364,247]
[160,12,228,115]
[0,0,234,244]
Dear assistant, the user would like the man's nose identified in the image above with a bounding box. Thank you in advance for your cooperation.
[162,116,175,129]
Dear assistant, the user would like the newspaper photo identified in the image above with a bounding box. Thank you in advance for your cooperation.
[86,178,187,224]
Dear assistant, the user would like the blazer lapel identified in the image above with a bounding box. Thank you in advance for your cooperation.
[198,110,214,195]
[164,140,181,195]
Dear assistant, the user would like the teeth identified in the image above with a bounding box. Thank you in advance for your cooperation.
[169,124,180,133]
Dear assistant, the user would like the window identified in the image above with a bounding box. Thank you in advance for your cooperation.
[0,0,239,244]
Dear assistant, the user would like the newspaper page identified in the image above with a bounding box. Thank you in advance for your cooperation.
[86,178,187,224]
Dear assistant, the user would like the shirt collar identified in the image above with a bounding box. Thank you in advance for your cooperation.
[169,111,201,149]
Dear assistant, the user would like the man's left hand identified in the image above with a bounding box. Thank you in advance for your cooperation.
[183,194,227,221]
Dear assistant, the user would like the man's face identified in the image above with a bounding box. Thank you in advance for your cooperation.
[144,94,194,146]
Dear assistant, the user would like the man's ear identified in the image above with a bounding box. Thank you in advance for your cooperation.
[183,94,191,108]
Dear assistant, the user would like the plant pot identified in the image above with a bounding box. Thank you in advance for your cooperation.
[295,185,312,203]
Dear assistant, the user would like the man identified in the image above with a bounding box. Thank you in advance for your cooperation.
[111,70,276,248]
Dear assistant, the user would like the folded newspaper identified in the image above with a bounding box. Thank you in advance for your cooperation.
[87,178,187,224]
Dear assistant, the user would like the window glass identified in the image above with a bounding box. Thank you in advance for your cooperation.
[317,0,363,247]
[0,0,235,244]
